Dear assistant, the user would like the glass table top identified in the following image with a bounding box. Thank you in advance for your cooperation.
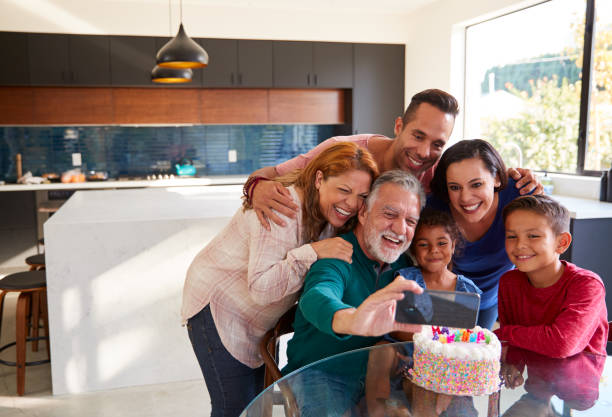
[241,341,612,417]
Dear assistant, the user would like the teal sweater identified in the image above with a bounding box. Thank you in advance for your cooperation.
[282,231,411,376]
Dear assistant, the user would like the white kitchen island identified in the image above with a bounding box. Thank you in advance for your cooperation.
[44,185,243,395]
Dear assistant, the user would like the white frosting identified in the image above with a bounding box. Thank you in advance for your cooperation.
[413,326,501,361]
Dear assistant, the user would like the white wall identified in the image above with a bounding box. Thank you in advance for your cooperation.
[403,0,541,140]
[0,0,415,43]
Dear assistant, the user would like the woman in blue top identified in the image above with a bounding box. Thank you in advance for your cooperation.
[427,139,541,329]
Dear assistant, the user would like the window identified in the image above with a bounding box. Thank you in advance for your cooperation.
[464,0,611,175]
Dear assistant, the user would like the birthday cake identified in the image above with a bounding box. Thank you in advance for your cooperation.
[409,326,501,396]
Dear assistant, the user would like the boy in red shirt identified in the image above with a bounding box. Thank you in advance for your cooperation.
[494,194,608,358]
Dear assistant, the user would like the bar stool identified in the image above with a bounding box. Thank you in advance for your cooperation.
[0,270,49,396]
[25,254,45,271]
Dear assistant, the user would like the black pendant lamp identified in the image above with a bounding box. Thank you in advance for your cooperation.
[156,0,208,69]
[151,65,193,83]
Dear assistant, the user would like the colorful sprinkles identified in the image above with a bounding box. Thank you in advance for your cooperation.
[410,326,501,396]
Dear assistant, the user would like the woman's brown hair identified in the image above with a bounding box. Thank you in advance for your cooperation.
[278,142,379,242]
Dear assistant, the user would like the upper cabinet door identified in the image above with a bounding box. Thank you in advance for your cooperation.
[237,40,273,88]
[110,36,157,86]
[28,33,70,85]
[353,43,404,137]
[273,41,313,88]
[312,42,353,88]
[69,35,111,86]
[0,32,30,85]
[201,39,238,87]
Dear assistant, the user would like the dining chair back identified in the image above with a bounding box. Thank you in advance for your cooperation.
[259,304,299,417]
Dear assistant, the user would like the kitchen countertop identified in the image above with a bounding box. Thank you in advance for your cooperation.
[44,185,244,394]
[552,194,612,219]
[2,177,611,220]
[0,175,248,191]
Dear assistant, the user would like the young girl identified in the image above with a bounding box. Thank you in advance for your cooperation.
[398,207,481,294]
[365,208,481,417]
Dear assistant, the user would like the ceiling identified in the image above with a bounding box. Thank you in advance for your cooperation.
[125,0,439,14]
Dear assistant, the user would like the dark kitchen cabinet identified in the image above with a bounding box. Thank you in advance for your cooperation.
[28,33,110,86]
[69,35,111,85]
[28,33,69,85]
[273,41,353,88]
[353,43,404,137]
[313,42,353,88]
[201,39,272,87]
[273,41,312,88]
[0,32,30,85]
[110,36,157,86]
[561,217,612,331]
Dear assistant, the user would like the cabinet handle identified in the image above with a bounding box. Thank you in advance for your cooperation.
[231,73,235,85]
[314,74,318,86]
[307,73,310,86]
[238,73,243,85]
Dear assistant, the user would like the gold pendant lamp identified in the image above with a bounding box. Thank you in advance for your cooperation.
[155,0,208,69]
[151,65,193,83]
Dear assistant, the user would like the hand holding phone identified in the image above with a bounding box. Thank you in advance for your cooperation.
[395,289,480,329]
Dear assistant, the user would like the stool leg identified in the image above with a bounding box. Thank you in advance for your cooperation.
[0,291,6,343]
[31,292,40,352]
[41,290,50,359]
[16,292,30,396]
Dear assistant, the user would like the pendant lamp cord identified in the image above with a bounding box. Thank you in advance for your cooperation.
[168,0,172,36]
[180,0,183,24]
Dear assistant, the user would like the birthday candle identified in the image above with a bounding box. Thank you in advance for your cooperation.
[440,334,447,343]
[448,334,455,343]
[469,333,476,342]
[485,333,491,344]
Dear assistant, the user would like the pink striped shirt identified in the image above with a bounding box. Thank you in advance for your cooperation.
[275,134,435,193]
[181,186,333,368]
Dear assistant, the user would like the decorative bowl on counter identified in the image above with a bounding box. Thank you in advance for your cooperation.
[42,173,61,183]
[86,171,109,181]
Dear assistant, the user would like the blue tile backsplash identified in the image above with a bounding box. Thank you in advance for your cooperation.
[0,124,343,181]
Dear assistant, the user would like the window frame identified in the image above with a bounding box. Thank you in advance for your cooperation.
[464,0,602,176]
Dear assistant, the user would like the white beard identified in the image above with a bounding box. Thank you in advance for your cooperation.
[363,224,410,264]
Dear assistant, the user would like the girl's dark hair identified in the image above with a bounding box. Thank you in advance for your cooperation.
[430,139,508,203]
[409,208,463,258]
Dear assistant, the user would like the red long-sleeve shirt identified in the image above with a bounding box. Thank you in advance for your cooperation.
[494,261,608,358]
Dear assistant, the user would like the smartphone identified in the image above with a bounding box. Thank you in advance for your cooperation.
[395,289,481,329]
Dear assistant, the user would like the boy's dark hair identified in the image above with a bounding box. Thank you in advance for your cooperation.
[409,208,463,257]
[430,139,508,203]
[502,194,570,235]
[402,89,459,125]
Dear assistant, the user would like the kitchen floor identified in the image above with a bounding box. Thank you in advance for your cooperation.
[0,267,211,417]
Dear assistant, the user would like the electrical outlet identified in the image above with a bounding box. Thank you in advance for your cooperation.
[72,153,82,166]
[228,149,237,163]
